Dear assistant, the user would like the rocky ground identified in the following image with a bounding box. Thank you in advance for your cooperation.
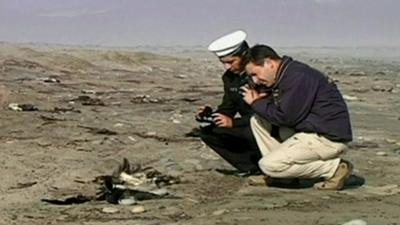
[0,42,400,225]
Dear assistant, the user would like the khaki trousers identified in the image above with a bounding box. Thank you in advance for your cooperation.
[250,116,347,179]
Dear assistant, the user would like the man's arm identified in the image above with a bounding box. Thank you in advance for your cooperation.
[215,75,238,118]
[251,72,320,127]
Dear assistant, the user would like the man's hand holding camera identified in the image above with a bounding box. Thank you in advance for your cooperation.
[196,106,233,128]
[212,113,233,128]
[240,85,268,105]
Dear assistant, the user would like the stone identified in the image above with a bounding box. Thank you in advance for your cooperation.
[128,136,137,142]
[102,207,119,214]
[172,119,181,124]
[131,205,146,214]
[341,219,367,225]
[114,123,124,127]
[376,151,387,156]
[212,209,228,216]
[175,74,188,79]
[146,131,157,136]
[343,95,359,101]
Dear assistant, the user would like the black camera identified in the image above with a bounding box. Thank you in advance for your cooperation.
[239,76,271,94]
[196,106,214,124]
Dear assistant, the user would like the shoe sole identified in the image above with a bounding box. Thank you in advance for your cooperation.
[336,160,353,190]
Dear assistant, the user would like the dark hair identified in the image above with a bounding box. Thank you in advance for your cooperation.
[231,41,249,57]
[244,44,281,65]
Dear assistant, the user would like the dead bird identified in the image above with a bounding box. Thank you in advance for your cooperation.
[98,176,171,204]
[110,157,180,187]
[95,158,181,204]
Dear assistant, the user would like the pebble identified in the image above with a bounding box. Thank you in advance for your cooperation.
[376,151,387,156]
[102,207,119,214]
[343,95,359,101]
[170,113,183,124]
[175,74,188,79]
[146,131,157,136]
[128,136,137,142]
[131,205,146,214]
[114,123,124,127]
[172,119,181,124]
[212,209,228,216]
[342,219,367,225]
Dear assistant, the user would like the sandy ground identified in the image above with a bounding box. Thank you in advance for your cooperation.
[1,42,400,225]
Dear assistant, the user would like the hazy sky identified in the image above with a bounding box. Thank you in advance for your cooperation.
[1,0,399,47]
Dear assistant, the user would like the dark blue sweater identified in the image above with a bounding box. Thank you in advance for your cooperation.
[252,58,352,142]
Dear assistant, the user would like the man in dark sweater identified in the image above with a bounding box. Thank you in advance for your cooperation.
[241,44,354,190]
[194,30,261,175]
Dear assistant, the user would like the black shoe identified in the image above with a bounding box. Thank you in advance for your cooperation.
[215,168,262,177]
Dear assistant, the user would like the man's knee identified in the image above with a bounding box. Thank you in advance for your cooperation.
[258,156,289,175]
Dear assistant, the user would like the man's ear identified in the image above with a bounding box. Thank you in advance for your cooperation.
[264,58,273,69]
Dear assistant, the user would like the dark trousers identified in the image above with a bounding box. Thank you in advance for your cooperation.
[199,125,262,172]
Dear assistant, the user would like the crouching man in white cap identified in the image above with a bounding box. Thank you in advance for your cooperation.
[192,30,262,175]
[241,44,354,190]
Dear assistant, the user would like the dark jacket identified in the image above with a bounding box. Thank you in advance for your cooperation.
[216,70,254,127]
[251,57,352,142]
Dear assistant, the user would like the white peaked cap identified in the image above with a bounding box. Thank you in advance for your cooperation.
[208,30,247,57]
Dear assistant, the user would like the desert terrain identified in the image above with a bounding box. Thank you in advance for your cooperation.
[1,42,400,225]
